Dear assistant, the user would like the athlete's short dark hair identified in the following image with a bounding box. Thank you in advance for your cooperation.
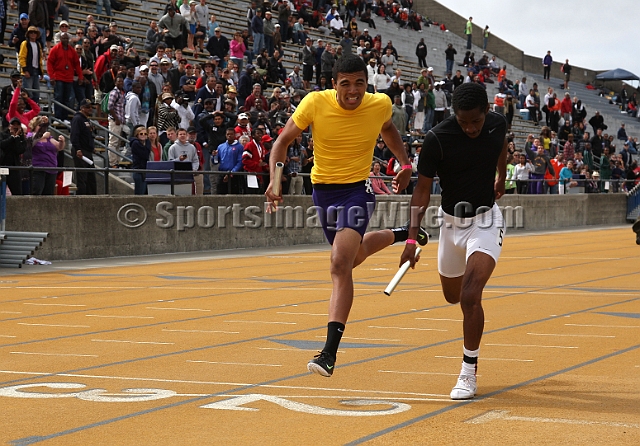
[451,82,489,114]
[332,54,367,84]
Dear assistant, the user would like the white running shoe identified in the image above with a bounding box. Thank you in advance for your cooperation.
[450,374,477,400]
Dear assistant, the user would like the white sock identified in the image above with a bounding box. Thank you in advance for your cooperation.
[460,347,479,376]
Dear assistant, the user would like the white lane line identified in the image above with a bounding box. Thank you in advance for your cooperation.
[23,303,86,307]
[91,339,175,345]
[18,323,90,328]
[162,329,240,334]
[0,311,21,314]
[11,352,98,357]
[416,317,463,322]
[565,323,639,329]
[146,307,211,312]
[187,360,282,367]
[277,312,328,316]
[0,335,17,338]
[435,355,533,362]
[485,343,578,349]
[223,320,296,325]
[378,370,461,377]
[0,370,449,397]
[341,336,402,342]
[527,332,615,338]
[369,325,448,332]
[86,315,154,319]
[466,409,639,428]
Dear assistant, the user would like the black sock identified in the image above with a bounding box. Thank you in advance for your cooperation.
[391,227,408,244]
[322,321,345,359]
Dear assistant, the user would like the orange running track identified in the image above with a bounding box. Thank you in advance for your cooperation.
[0,227,638,445]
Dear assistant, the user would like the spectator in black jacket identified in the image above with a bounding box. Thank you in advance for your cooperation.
[1,71,21,129]
[588,111,607,134]
[10,13,31,53]
[206,27,229,60]
[70,99,97,195]
[415,38,427,68]
[0,117,27,195]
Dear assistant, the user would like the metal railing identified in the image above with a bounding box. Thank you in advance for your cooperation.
[2,164,635,196]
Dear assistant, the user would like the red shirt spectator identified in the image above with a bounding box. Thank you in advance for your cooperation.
[47,36,82,83]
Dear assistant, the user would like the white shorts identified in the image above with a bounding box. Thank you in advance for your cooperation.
[437,203,505,278]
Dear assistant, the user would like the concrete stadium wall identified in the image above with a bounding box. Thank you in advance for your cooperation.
[4,194,628,261]
[415,0,599,83]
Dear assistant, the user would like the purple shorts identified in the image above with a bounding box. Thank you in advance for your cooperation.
[312,180,375,245]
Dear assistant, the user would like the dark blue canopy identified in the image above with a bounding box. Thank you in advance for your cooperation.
[595,68,640,81]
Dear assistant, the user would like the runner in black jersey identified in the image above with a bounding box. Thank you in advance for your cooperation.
[400,82,508,400]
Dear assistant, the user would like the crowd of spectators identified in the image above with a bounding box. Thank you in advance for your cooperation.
[0,0,637,197]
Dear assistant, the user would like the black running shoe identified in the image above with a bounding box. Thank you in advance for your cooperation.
[307,351,335,377]
[633,218,640,245]
[392,220,429,246]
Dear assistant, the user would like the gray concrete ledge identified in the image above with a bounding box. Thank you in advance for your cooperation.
[4,194,628,261]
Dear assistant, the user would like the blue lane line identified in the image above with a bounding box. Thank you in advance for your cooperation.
[597,312,640,319]
[7,296,639,445]
[345,342,640,445]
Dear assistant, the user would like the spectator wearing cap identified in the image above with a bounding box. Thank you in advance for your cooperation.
[0,116,27,195]
[158,6,187,50]
[432,81,447,126]
[125,81,143,135]
[234,112,251,140]
[180,63,198,102]
[206,26,229,61]
[263,10,275,57]
[156,92,179,140]
[144,21,163,57]
[171,91,195,131]
[18,26,44,102]
[136,65,154,127]
[27,0,47,48]
[70,99,97,195]
[224,86,238,112]
[242,127,268,192]
[94,44,118,88]
[10,12,30,55]
[1,71,22,129]
[180,0,198,52]
[48,32,83,122]
[53,20,70,45]
[194,59,214,90]
[329,13,345,39]
[99,57,120,95]
[96,26,119,56]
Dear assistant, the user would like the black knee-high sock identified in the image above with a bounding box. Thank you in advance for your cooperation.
[322,321,345,359]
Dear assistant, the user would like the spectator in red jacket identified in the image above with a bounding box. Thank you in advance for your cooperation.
[560,92,572,125]
[47,33,83,122]
[6,82,41,128]
[242,126,267,192]
[94,44,118,90]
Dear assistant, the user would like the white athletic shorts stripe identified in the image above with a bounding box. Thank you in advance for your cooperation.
[437,203,504,278]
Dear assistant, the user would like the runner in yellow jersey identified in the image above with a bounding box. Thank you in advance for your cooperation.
[265,55,428,377]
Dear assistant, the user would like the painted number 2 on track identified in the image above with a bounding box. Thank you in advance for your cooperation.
[0,383,411,417]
